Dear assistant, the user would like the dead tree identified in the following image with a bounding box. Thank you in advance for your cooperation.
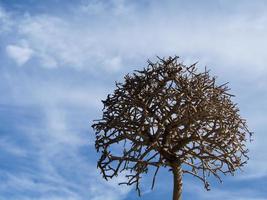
[92,56,252,200]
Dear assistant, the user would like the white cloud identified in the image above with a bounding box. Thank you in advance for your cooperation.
[104,56,122,72]
[1,1,267,199]
[183,180,267,200]
[2,1,266,76]
[0,6,12,33]
[0,104,131,200]
[7,80,107,110]
[14,14,123,71]
[0,61,130,199]
[79,0,135,16]
[43,107,86,146]
[0,138,27,157]
[6,44,34,66]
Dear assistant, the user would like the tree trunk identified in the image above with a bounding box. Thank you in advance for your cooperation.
[172,164,182,200]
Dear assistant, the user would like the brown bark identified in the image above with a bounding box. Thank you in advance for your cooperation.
[172,164,182,200]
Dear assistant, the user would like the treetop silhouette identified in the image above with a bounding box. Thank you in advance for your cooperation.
[92,56,252,200]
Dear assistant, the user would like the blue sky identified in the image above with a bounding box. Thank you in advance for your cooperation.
[0,0,267,199]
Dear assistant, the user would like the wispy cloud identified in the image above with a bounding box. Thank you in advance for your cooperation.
[0,137,27,157]
[0,1,267,199]
[183,180,267,200]
[0,6,12,33]
[0,104,130,200]
[6,44,33,66]
[2,1,267,75]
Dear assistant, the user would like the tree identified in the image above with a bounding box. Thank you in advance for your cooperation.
[92,56,251,200]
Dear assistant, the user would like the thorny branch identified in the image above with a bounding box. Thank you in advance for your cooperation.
[92,56,252,195]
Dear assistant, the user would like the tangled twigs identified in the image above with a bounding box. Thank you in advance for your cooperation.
[92,56,252,197]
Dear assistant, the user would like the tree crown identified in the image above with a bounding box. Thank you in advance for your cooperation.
[92,56,251,195]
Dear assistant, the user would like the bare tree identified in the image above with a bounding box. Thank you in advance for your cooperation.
[92,56,252,200]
